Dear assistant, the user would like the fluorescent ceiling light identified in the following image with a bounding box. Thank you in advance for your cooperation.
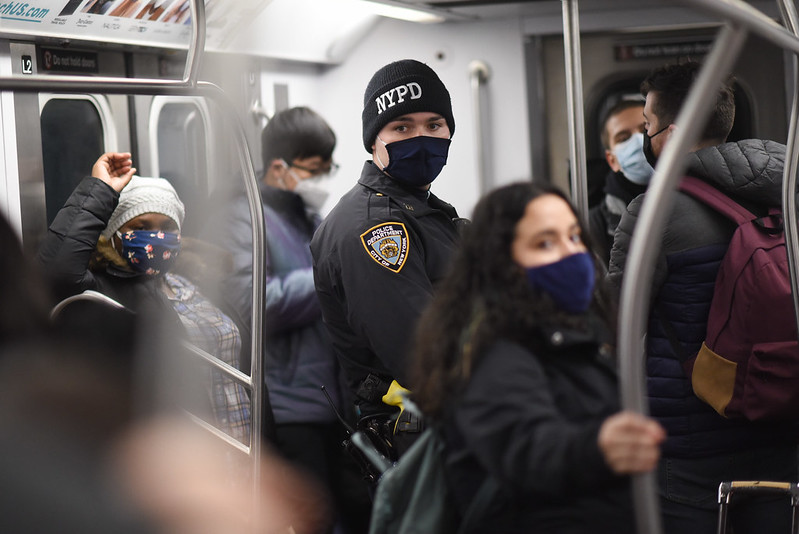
[359,0,445,23]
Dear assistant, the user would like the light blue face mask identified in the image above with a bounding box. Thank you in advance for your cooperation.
[614,132,655,185]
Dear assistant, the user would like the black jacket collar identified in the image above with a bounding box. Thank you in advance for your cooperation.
[357,161,459,219]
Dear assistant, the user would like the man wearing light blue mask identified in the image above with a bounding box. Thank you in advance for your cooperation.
[588,100,653,265]
[311,59,465,457]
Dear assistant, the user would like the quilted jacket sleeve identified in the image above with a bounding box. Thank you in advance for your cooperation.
[607,193,668,304]
[37,177,118,295]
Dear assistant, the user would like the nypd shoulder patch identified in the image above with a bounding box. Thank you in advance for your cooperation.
[360,222,410,273]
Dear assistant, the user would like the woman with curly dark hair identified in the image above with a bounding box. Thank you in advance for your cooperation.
[409,181,664,533]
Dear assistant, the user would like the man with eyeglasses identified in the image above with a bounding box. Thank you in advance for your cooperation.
[210,106,371,534]
[311,59,466,459]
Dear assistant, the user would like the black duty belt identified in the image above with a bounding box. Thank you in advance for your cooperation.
[356,372,392,404]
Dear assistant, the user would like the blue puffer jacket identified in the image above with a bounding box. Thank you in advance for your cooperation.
[215,182,343,425]
[609,139,798,457]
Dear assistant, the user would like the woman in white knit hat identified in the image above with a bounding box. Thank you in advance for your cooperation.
[39,152,250,446]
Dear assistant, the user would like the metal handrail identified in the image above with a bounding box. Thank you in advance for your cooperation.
[196,81,266,492]
[617,23,748,534]
[777,0,799,338]
[684,0,799,54]
[50,289,126,319]
[182,340,252,388]
[778,0,799,34]
[562,0,589,222]
[0,0,203,88]
[183,0,205,84]
[186,412,251,455]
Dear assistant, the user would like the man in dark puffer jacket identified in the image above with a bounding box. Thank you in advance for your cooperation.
[608,60,799,534]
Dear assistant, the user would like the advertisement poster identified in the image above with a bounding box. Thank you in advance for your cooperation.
[0,0,270,50]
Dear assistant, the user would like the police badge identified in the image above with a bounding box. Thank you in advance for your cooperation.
[360,222,410,273]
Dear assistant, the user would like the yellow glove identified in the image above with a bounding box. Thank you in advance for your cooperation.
[382,380,411,434]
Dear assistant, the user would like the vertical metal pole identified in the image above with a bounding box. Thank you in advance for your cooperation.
[717,482,731,534]
[777,0,799,337]
[617,24,747,534]
[198,81,265,525]
[562,0,589,222]
[469,60,491,194]
[183,0,206,85]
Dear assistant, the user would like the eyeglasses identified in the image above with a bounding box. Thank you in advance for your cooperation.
[289,161,340,178]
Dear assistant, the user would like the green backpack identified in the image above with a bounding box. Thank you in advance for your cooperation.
[367,425,498,534]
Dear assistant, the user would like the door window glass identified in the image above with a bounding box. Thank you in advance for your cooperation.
[41,99,104,226]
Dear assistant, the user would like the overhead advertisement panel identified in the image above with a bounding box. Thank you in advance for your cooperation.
[0,0,270,50]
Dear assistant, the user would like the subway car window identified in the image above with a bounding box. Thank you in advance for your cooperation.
[40,98,105,227]
[154,100,210,238]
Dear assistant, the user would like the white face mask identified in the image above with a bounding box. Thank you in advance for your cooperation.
[293,177,329,212]
[278,161,330,212]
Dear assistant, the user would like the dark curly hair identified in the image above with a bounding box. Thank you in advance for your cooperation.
[408,182,614,417]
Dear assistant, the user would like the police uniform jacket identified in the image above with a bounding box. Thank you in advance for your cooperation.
[310,161,462,412]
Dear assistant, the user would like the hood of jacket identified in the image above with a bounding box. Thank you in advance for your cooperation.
[685,139,785,206]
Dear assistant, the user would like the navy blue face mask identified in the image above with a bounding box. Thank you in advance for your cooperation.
[377,136,451,187]
[524,252,595,314]
[116,230,181,276]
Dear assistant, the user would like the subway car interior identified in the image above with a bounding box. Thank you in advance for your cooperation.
[2,0,799,532]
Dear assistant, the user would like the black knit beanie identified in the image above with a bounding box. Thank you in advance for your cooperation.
[362,59,455,152]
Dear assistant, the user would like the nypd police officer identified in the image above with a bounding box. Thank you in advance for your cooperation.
[311,59,464,450]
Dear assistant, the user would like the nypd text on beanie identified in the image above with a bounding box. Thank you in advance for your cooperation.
[362,59,454,152]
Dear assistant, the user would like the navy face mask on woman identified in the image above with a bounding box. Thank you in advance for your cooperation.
[377,136,451,187]
[116,230,181,275]
[524,251,595,314]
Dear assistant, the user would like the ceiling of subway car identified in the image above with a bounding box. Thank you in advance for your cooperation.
[364,0,776,21]
[364,0,672,20]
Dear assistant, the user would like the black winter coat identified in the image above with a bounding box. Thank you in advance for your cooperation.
[442,319,635,533]
[38,176,170,310]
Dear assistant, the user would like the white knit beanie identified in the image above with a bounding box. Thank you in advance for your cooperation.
[101,176,185,239]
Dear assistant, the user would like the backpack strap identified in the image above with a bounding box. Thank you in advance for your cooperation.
[678,176,757,225]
